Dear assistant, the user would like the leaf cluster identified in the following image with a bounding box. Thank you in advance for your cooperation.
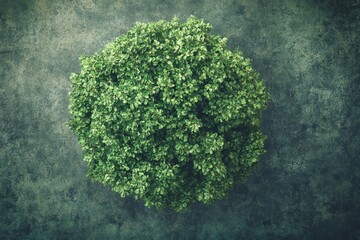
[69,16,269,211]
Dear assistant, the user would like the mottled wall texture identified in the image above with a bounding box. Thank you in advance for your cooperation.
[1,0,359,239]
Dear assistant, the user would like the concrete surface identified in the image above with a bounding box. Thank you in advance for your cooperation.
[1,0,359,239]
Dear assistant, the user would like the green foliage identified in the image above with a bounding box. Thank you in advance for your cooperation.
[68,16,269,211]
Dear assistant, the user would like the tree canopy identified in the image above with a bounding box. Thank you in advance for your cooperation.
[69,16,269,211]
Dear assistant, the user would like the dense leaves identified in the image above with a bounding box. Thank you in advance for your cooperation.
[69,16,269,211]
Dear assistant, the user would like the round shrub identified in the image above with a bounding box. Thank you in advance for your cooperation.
[69,16,269,211]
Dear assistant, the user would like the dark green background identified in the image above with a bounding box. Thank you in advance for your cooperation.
[1,0,359,239]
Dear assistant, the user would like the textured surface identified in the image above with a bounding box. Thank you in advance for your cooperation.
[1,0,359,239]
